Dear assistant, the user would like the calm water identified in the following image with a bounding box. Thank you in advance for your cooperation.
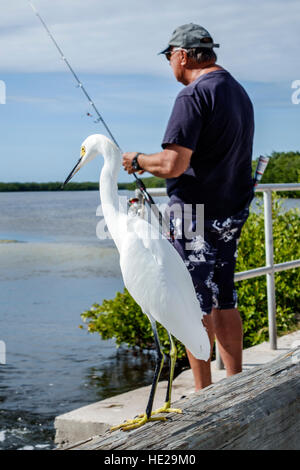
[0,191,299,450]
[0,190,162,450]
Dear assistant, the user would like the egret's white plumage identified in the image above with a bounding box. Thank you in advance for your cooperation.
[64,134,210,430]
[79,134,210,360]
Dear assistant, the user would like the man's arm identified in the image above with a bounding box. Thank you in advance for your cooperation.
[122,144,193,178]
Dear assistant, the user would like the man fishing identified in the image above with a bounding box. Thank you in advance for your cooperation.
[123,23,254,390]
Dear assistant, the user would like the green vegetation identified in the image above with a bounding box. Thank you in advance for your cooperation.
[0,181,99,192]
[80,197,300,364]
[235,198,299,347]
[1,150,299,193]
[118,176,166,190]
[255,151,300,184]
[252,151,300,197]
[81,289,189,365]
[0,177,165,192]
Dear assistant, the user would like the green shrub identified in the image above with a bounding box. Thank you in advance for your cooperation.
[252,151,300,197]
[236,198,299,346]
[81,197,299,359]
[81,290,188,363]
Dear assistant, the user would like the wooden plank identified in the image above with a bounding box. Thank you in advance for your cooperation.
[64,350,300,450]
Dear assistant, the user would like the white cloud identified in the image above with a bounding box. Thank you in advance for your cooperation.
[0,0,299,81]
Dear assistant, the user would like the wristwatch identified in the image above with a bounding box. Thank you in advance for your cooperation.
[131,152,143,171]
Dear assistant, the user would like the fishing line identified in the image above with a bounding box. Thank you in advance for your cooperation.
[27,0,168,234]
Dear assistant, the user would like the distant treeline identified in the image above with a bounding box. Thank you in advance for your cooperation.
[1,151,299,196]
[0,176,166,193]
[0,181,98,192]
[118,176,166,190]
[252,151,300,197]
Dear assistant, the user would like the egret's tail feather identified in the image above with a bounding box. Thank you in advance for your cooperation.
[170,322,211,362]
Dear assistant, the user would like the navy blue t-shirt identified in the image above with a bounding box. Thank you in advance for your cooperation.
[162,69,254,218]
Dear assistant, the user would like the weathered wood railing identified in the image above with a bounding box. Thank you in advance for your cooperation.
[63,349,300,450]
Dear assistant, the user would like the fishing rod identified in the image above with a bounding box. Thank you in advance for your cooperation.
[246,155,270,207]
[27,0,169,235]
[253,155,269,187]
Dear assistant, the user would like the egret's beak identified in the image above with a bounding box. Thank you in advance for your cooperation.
[61,158,82,189]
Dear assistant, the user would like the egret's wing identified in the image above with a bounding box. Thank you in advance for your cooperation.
[120,217,210,360]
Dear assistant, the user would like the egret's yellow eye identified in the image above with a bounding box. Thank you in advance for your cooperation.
[81,146,86,158]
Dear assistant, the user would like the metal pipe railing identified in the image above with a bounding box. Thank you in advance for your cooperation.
[135,183,300,368]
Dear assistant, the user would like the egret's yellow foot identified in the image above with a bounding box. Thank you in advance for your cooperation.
[110,414,167,432]
[149,401,182,416]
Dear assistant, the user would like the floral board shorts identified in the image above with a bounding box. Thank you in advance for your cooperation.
[169,206,249,315]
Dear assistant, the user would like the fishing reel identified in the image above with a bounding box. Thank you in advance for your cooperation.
[127,195,175,241]
[128,197,144,218]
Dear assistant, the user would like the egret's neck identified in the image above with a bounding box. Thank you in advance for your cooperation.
[99,152,120,210]
[98,142,125,251]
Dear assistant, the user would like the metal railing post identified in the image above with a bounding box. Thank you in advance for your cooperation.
[263,190,277,350]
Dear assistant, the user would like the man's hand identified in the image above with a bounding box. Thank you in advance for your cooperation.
[122,152,145,175]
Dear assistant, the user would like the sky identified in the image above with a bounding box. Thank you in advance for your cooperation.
[0,0,299,183]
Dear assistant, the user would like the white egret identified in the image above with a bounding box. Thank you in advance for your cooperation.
[63,134,210,431]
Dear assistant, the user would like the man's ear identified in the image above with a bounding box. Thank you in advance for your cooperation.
[180,50,188,66]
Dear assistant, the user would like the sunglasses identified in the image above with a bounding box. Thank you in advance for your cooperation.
[164,47,188,61]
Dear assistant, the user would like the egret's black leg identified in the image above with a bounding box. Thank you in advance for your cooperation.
[145,316,165,418]
[150,331,182,416]
[110,314,167,431]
